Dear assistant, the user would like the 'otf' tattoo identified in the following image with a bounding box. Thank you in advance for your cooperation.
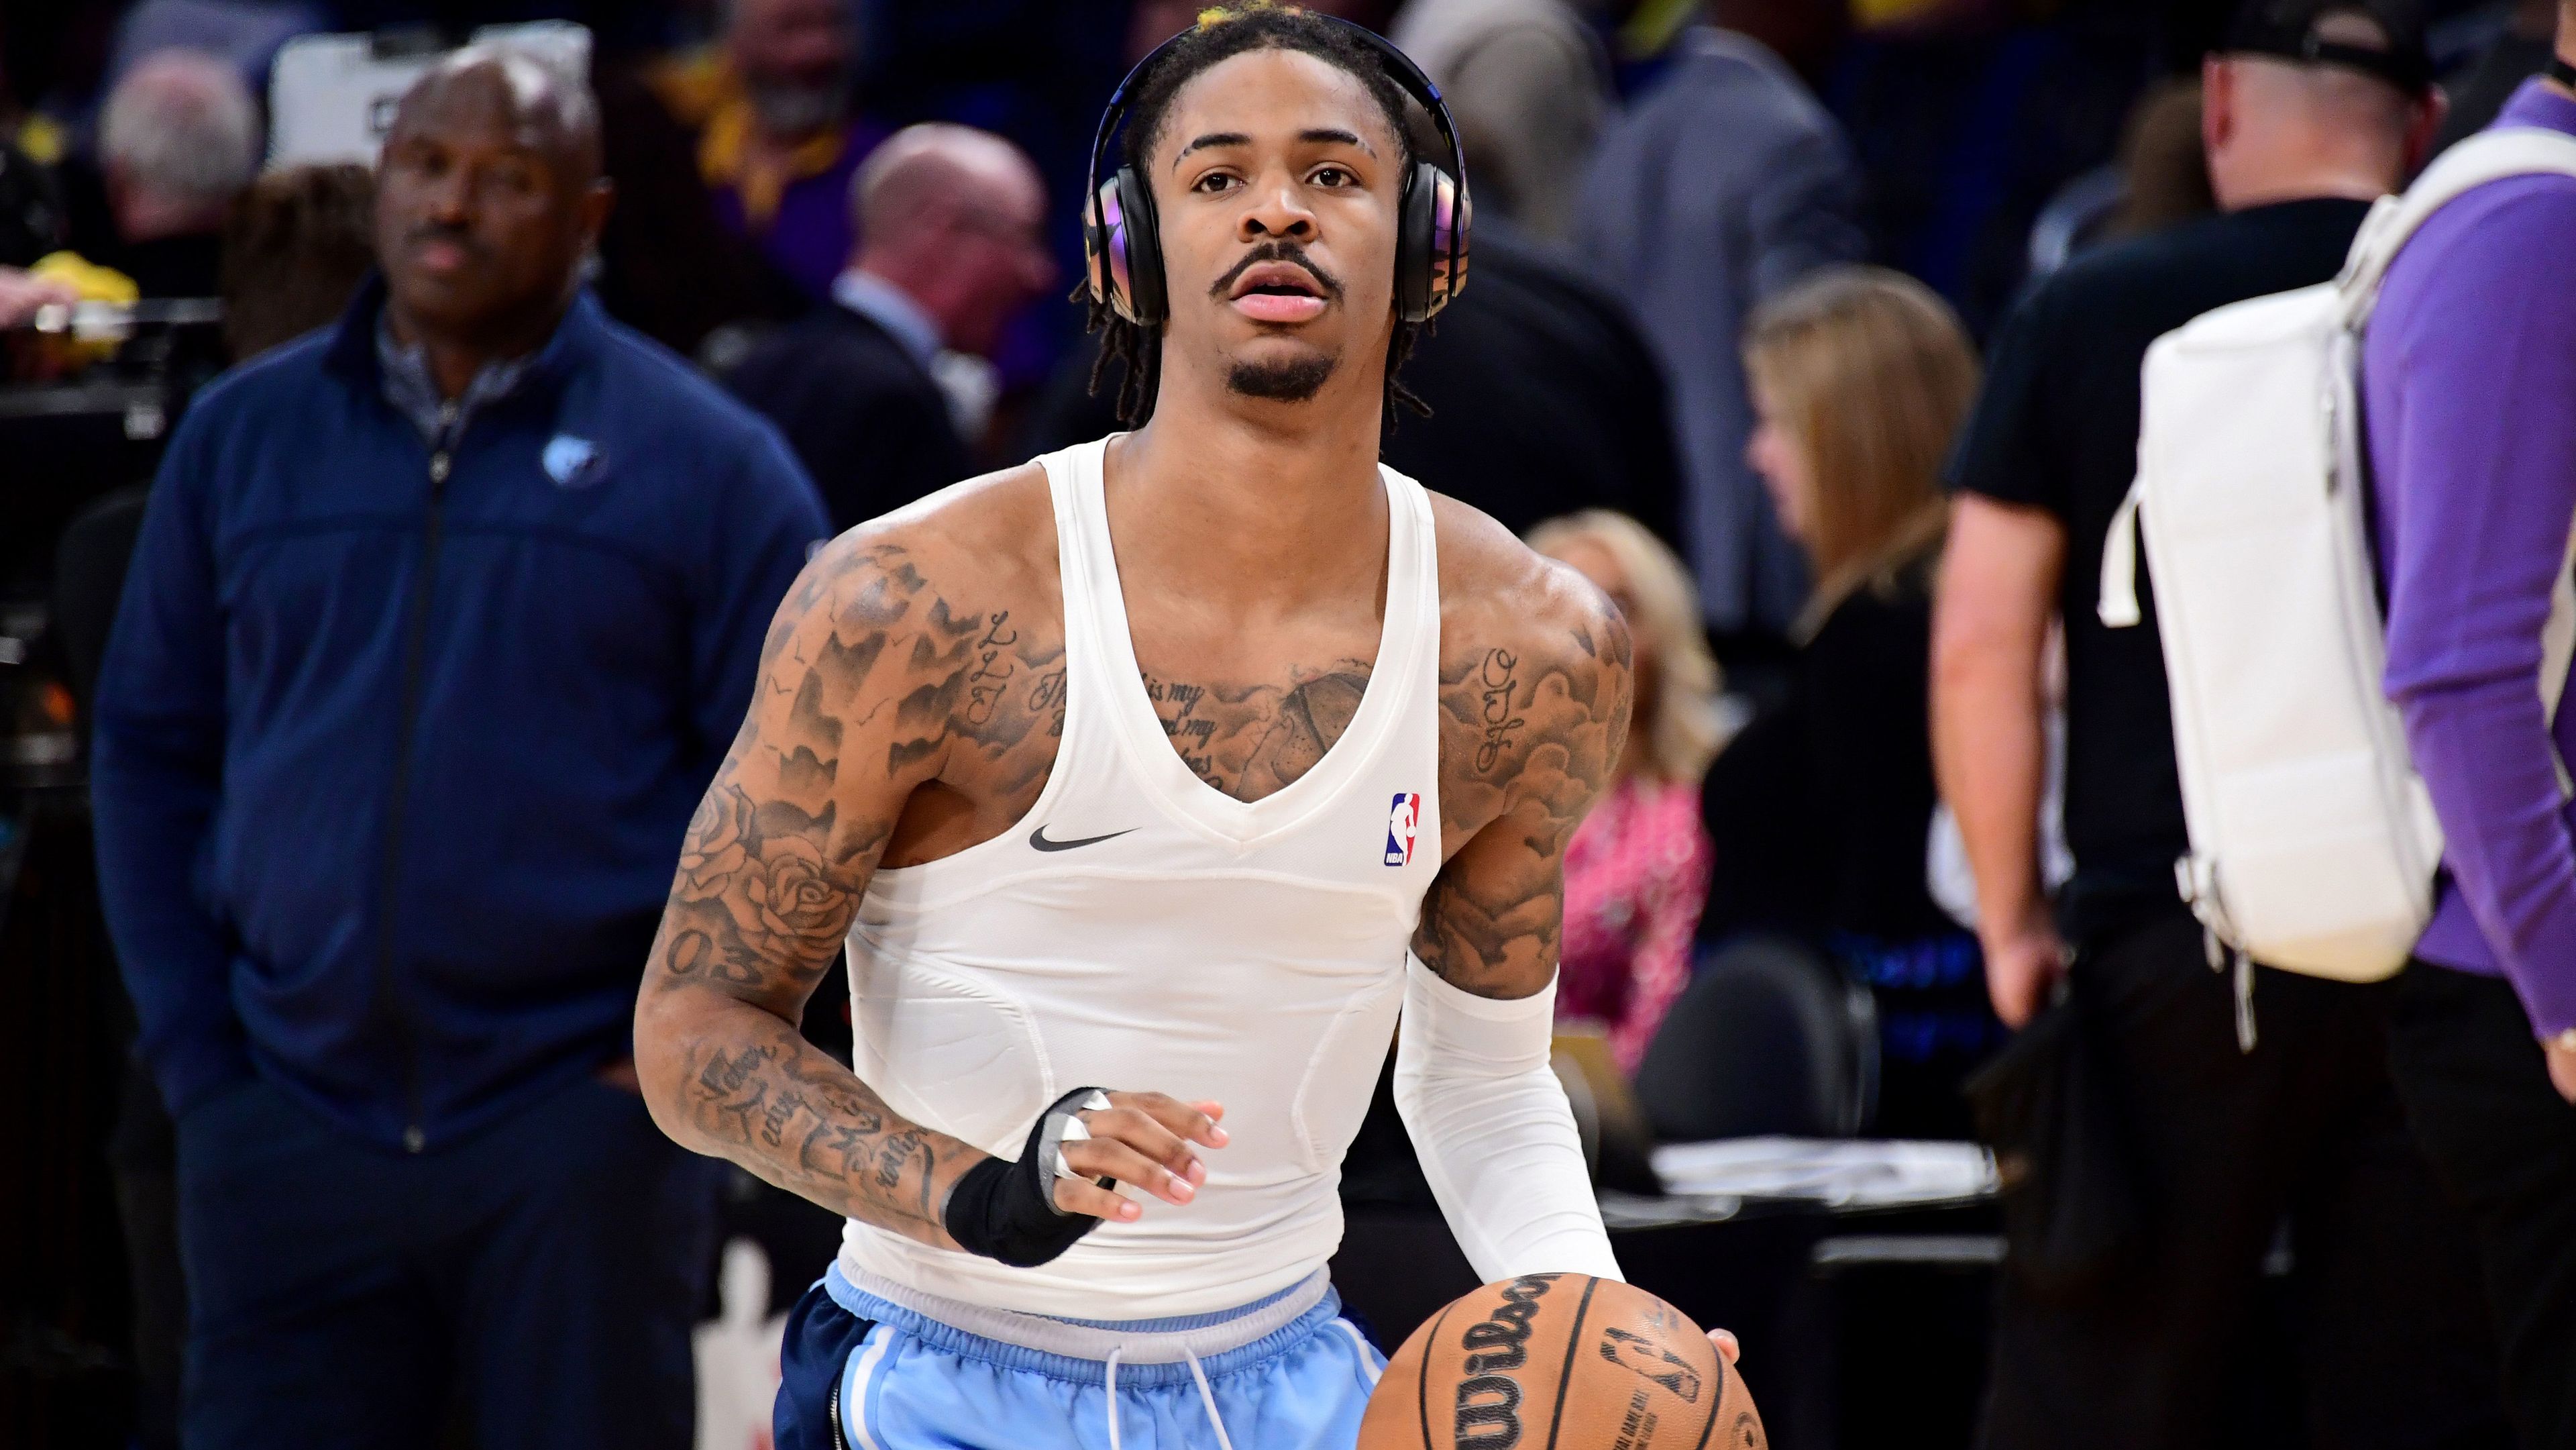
[1416,611,1631,997]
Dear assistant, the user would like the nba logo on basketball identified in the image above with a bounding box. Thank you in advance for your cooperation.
[1384,792,1421,867]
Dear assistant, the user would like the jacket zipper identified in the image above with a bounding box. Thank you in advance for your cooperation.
[378,400,459,1153]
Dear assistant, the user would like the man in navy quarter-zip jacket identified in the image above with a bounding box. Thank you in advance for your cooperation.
[90,47,827,1450]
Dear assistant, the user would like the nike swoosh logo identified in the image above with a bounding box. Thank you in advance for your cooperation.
[1028,825,1136,852]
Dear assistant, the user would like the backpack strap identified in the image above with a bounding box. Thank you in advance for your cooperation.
[2337,128,2576,329]
[2099,476,2145,628]
[2342,130,2576,792]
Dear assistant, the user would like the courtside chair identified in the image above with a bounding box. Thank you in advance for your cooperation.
[1634,937,1879,1143]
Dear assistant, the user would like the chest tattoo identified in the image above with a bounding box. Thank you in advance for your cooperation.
[1138,662,1372,802]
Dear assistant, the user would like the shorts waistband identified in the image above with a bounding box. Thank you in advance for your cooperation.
[823,1263,1338,1386]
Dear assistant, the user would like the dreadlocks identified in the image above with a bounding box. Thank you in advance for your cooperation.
[1081,3,1434,430]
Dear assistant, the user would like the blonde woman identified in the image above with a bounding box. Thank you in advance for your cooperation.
[1701,264,1997,1138]
[1529,511,1724,1075]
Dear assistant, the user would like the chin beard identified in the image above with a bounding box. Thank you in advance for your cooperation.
[1226,352,1337,403]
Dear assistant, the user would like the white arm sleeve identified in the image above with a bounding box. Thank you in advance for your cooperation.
[1391,953,1623,1284]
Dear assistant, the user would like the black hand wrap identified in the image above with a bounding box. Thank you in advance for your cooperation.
[940,1087,1117,1267]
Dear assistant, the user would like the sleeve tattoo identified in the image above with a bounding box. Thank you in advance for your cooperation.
[1413,608,1634,998]
[639,540,1059,1241]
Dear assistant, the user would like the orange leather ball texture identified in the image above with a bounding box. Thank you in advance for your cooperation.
[1358,1274,1765,1449]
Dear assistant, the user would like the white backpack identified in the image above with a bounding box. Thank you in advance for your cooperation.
[2097,128,2576,1003]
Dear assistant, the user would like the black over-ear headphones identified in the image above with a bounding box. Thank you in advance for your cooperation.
[1081,11,1471,328]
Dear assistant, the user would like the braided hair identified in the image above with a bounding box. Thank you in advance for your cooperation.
[1081,3,1434,430]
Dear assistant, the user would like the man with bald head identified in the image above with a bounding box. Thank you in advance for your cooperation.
[91,47,828,1449]
[724,121,1056,528]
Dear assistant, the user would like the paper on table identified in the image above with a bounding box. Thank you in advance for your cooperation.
[1649,1137,1998,1209]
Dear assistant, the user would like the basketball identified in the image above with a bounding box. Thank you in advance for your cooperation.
[1358,1275,1764,1450]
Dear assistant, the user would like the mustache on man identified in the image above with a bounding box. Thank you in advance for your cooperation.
[405,220,487,259]
[1208,242,1344,302]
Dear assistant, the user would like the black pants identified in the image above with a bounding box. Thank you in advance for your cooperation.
[2387,962,2576,1450]
[1980,915,2508,1450]
[174,1072,723,1450]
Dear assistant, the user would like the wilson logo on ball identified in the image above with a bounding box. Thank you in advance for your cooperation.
[1452,1273,1557,1445]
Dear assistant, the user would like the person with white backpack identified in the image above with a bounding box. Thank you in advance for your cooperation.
[2363,17,2576,1446]
[1932,4,2511,1447]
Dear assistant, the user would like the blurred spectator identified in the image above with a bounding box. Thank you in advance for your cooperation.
[104,0,323,101]
[1576,11,1867,642]
[723,122,1052,527]
[1702,265,1994,1139]
[1382,221,1685,548]
[678,0,890,300]
[1389,0,1612,242]
[2365,11,2576,1444]
[1529,511,1721,1075]
[2108,78,2218,238]
[2432,0,2557,151]
[94,48,256,299]
[88,50,826,1449]
[1127,0,1399,56]
[1933,5,2505,1445]
[2027,79,2218,292]
[1027,218,1686,550]
[591,59,808,358]
[217,162,373,360]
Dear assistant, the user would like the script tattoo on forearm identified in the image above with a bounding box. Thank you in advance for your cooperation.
[643,538,1066,1240]
[1417,610,1633,997]
[669,1016,943,1229]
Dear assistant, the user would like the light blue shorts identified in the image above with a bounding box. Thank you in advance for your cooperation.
[817,1265,1386,1450]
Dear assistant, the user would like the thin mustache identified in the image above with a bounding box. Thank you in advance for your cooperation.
[1208,244,1342,301]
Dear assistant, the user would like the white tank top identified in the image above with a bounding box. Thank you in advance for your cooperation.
[837,437,1445,1318]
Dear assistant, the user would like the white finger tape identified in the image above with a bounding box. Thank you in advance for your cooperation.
[1046,1090,1115,1182]
[1053,1116,1093,1181]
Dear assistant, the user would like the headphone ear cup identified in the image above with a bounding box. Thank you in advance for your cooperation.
[1113,168,1167,326]
[1083,176,1119,310]
[1417,164,1467,321]
[1433,173,1469,315]
[1396,161,1437,323]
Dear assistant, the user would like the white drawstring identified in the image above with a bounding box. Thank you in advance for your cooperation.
[1104,1347,1122,1450]
[1185,1347,1237,1450]
[1101,1345,1234,1450]
[2233,948,2259,1054]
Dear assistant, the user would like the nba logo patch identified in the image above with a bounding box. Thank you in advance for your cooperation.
[1384,791,1421,867]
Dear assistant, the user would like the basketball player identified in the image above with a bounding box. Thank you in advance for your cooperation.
[637,9,1668,1446]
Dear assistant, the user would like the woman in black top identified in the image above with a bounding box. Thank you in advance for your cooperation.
[1701,265,1999,1139]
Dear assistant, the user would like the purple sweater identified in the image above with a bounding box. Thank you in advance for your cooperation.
[2367,79,2576,1038]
